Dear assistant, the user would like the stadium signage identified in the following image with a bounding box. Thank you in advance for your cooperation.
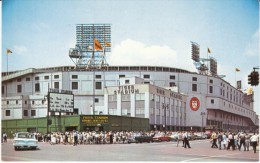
[189,97,200,111]
[81,116,109,126]
[114,85,139,94]
[48,89,74,113]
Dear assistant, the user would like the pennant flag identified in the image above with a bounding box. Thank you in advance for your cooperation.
[105,42,111,47]
[94,39,103,51]
[6,48,12,54]
[235,68,240,72]
[207,48,211,53]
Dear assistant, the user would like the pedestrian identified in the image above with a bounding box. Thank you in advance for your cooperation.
[176,131,182,147]
[183,131,191,148]
[227,132,235,150]
[234,133,239,150]
[217,132,223,150]
[245,133,250,151]
[211,131,218,148]
[3,132,7,142]
[109,131,113,144]
[222,133,228,149]
[73,130,78,146]
[250,133,259,153]
[239,132,246,151]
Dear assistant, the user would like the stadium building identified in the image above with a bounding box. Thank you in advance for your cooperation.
[2,24,259,133]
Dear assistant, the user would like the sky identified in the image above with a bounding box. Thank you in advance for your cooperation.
[2,0,259,115]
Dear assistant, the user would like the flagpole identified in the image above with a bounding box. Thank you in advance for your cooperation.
[207,47,209,75]
[6,51,8,97]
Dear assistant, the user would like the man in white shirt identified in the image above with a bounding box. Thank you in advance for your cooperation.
[250,133,259,153]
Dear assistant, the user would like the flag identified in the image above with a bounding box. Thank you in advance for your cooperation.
[94,38,103,51]
[235,68,240,72]
[6,49,12,54]
[207,48,211,53]
[245,87,253,95]
[105,42,111,47]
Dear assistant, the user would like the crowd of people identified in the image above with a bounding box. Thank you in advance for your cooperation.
[209,131,259,153]
[3,130,259,153]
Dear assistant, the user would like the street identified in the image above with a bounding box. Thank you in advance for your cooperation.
[1,140,259,161]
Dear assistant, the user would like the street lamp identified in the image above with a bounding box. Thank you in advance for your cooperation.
[200,112,206,133]
[162,104,169,131]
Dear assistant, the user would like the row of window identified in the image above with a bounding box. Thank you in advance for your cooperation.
[14,75,60,82]
[5,110,36,117]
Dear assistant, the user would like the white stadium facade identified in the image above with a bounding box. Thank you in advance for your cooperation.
[2,24,259,132]
[1,65,259,132]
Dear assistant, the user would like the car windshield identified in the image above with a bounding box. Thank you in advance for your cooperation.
[17,133,34,139]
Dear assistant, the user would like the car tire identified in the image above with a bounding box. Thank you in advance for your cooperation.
[14,147,18,151]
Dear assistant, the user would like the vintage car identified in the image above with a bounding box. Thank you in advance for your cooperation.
[13,132,38,150]
[169,132,178,141]
[153,133,171,142]
[134,134,153,143]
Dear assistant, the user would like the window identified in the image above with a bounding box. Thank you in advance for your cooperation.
[192,84,197,92]
[25,100,27,105]
[209,86,213,93]
[95,75,102,79]
[2,85,4,94]
[44,76,49,80]
[136,93,145,100]
[16,100,18,104]
[31,110,36,116]
[95,82,102,90]
[24,110,28,116]
[7,101,9,105]
[17,78,22,82]
[95,98,99,103]
[35,83,40,92]
[192,77,197,81]
[54,75,59,79]
[26,77,30,81]
[73,108,79,115]
[169,82,176,87]
[170,75,175,80]
[209,79,213,84]
[211,99,214,104]
[122,94,130,101]
[72,75,78,79]
[35,76,39,81]
[72,82,78,90]
[125,80,130,84]
[32,100,35,105]
[17,85,22,93]
[143,75,150,79]
[6,110,10,116]
[119,75,125,78]
[54,82,59,89]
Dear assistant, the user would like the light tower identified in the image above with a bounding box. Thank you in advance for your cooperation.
[69,24,111,70]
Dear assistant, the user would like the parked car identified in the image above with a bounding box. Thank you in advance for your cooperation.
[153,133,171,142]
[134,134,154,143]
[127,134,138,144]
[13,132,38,151]
[193,132,207,140]
[169,132,178,141]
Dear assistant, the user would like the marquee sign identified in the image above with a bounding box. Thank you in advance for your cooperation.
[189,97,200,111]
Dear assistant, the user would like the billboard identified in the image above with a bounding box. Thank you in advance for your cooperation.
[48,89,74,113]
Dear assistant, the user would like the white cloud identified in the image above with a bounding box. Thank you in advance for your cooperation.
[107,39,195,72]
[244,28,259,57]
[13,45,28,55]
